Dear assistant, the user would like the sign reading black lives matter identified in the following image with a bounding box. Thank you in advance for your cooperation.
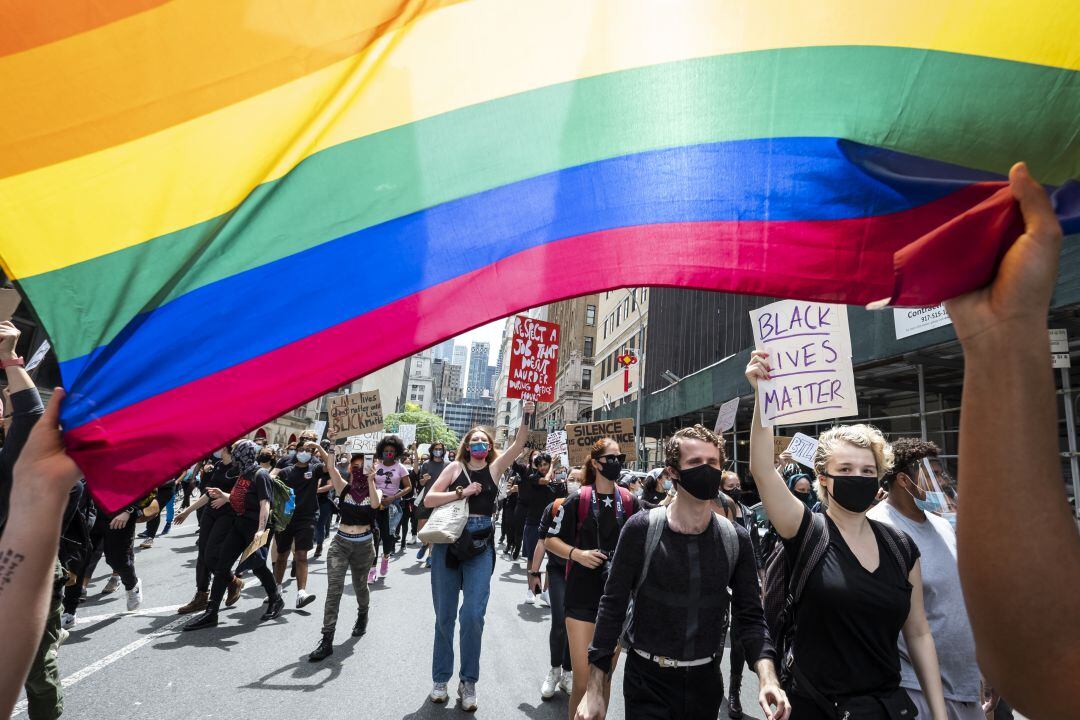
[565,419,637,466]
[328,390,384,440]
[750,300,857,427]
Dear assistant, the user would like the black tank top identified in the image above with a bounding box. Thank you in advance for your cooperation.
[450,463,498,517]
[336,489,375,527]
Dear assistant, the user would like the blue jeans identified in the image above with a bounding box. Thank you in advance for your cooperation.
[430,516,494,683]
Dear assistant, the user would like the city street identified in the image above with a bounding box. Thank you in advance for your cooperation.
[14,517,768,720]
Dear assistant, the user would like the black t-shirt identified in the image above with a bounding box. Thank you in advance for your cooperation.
[547,488,640,610]
[419,460,448,488]
[337,486,376,527]
[784,508,920,697]
[537,501,566,573]
[204,463,238,518]
[238,469,273,521]
[521,469,555,523]
[449,463,498,517]
[278,462,327,522]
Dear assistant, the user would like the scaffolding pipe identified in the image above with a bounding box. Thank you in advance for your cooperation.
[917,364,928,441]
[1062,369,1080,521]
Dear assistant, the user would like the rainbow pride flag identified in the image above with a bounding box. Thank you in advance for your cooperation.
[1,1,1078,509]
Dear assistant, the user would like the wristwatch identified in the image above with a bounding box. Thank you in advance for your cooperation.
[0,356,24,369]
[528,571,542,578]
[455,487,464,499]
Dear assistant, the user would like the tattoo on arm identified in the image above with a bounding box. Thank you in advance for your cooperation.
[0,548,27,597]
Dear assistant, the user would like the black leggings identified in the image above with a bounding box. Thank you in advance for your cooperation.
[728,615,746,688]
[196,511,232,593]
[144,483,176,538]
[397,501,414,547]
[205,515,276,607]
[510,504,527,558]
[103,518,138,589]
[181,481,196,509]
[62,519,106,614]
[548,564,572,670]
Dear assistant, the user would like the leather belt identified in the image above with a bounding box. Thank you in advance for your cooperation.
[633,648,715,668]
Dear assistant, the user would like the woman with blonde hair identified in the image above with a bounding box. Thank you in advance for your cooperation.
[422,401,535,711]
[746,351,948,720]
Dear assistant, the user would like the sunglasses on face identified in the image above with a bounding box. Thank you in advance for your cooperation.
[598,453,627,465]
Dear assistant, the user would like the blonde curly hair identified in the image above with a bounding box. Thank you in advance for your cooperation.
[812,424,893,503]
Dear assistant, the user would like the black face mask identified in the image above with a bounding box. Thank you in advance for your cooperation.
[794,491,813,506]
[598,461,623,481]
[726,487,743,504]
[677,463,724,501]
[825,473,879,513]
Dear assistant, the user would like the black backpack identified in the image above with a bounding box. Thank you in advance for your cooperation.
[763,513,914,684]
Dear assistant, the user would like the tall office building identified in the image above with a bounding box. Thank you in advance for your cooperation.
[432,339,455,363]
[466,341,491,399]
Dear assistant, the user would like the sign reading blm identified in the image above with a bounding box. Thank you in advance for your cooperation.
[750,300,858,427]
[328,390,385,440]
[507,315,560,403]
[565,419,637,466]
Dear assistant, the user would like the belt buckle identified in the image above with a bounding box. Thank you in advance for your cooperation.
[656,656,679,669]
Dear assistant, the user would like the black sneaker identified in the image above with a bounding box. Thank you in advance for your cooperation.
[260,595,285,622]
[182,609,219,632]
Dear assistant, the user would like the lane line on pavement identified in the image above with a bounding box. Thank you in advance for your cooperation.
[12,615,187,717]
[74,605,179,627]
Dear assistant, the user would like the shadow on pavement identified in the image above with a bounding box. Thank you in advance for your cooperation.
[516,603,549,624]
[241,636,364,692]
[150,605,274,651]
[516,699,570,719]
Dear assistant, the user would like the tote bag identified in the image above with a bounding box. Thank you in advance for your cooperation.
[417,466,471,544]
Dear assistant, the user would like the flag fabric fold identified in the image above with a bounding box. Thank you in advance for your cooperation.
[1,0,1077,510]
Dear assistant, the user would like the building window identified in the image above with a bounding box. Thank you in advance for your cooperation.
[615,311,620,328]
[582,368,592,390]
[629,335,636,351]
[631,291,637,311]
[641,287,648,303]
[583,336,593,358]
[504,414,510,424]
[624,297,631,317]
[586,304,596,326]
[505,402,511,411]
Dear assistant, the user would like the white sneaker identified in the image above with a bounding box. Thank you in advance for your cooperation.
[102,575,121,594]
[559,672,572,694]
[296,589,317,609]
[126,579,143,611]
[524,589,536,606]
[429,682,449,704]
[61,612,76,630]
[537,590,550,608]
[458,681,478,712]
[57,628,70,647]
[541,667,561,699]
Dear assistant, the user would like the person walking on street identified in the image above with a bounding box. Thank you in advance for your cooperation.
[370,436,412,581]
[272,436,327,608]
[576,425,788,720]
[422,401,535,712]
[414,443,449,567]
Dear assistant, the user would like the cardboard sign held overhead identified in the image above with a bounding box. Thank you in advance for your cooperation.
[526,430,548,450]
[0,288,21,322]
[774,436,792,461]
[506,315,560,403]
[398,423,417,448]
[751,300,858,427]
[786,432,819,469]
[565,419,637,466]
[328,390,384,440]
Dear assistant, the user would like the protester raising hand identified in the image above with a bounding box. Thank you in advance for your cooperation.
[944,162,1079,719]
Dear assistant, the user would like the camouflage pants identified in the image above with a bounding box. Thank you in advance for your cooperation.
[321,534,375,635]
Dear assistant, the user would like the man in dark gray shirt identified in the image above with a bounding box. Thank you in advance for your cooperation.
[579,425,788,720]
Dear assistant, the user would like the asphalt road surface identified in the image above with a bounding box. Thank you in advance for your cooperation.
[14,515,770,719]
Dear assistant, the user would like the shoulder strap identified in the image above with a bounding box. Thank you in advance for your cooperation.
[576,485,592,539]
[635,506,667,594]
[615,486,633,526]
[789,512,830,603]
[871,519,913,578]
[714,513,741,585]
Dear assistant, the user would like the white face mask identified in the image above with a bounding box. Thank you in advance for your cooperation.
[296,451,312,463]
[566,481,581,495]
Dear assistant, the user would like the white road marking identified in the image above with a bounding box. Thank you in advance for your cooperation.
[74,605,179,627]
[11,615,187,716]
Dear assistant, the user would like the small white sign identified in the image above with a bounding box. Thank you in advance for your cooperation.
[311,420,327,442]
[787,432,819,469]
[25,339,50,372]
[893,305,952,340]
[714,397,740,434]
[546,430,568,457]
[398,423,417,448]
[751,300,858,427]
[1051,329,1071,368]
[344,432,385,455]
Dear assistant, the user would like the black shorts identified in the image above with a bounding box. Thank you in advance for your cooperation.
[565,605,600,623]
[275,518,316,553]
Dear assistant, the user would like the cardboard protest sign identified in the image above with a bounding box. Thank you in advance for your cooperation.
[787,432,819,468]
[526,430,548,450]
[0,288,21,322]
[565,419,637,466]
[714,397,740,434]
[328,390,384,439]
[546,430,568,457]
[398,423,417,448]
[344,432,385,455]
[750,301,857,427]
[506,315,560,402]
